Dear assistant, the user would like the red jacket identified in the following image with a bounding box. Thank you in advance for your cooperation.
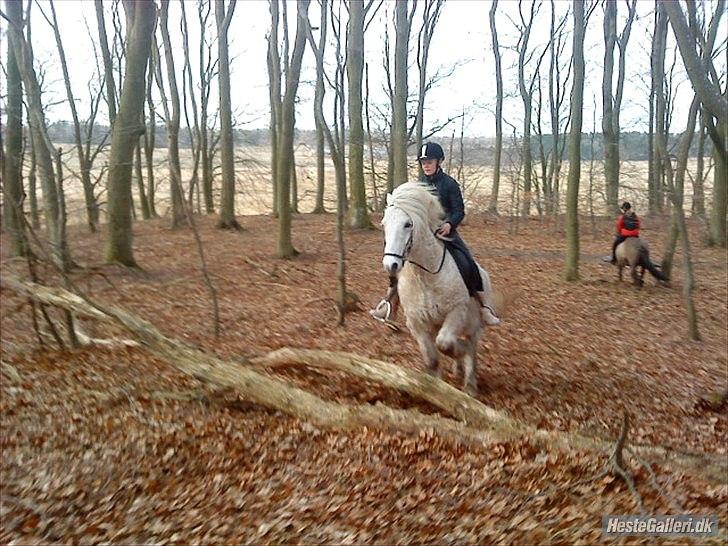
[616,212,640,237]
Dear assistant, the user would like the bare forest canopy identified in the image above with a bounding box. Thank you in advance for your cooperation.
[33,121,719,162]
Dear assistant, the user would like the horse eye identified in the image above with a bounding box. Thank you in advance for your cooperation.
[404,221,413,228]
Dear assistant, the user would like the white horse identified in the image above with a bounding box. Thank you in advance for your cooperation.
[381,182,494,395]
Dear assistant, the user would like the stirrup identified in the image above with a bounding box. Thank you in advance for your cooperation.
[369,300,400,331]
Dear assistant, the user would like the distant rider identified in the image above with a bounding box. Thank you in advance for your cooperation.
[609,201,640,264]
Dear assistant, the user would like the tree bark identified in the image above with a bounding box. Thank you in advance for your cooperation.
[104,0,156,266]
[95,0,117,126]
[47,0,100,232]
[392,0,410,187]
[158,0,187,229]
[2,0,27,257]
[276,0,310,258]
[488,0,503,214]
[663,0,728,127]
[215,0,241,230]
[8,2,72,270]
[564,0,585,282]
[346,0,371,228]
[651,4,668,214]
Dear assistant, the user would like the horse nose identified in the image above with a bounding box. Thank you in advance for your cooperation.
[390,262,399,273]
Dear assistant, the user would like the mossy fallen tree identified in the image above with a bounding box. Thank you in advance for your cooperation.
[1,275,725,485]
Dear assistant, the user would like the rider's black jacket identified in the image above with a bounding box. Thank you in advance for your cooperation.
[421,168,465,230]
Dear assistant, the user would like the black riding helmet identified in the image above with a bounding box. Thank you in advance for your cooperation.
[621,202,632,211]
[418,142,445,161]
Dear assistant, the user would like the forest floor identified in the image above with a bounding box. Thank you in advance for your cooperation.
[1,211,726,544]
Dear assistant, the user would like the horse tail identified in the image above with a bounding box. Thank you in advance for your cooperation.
[639,245,668,281]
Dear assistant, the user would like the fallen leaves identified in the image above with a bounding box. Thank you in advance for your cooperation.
[1,213,726,543]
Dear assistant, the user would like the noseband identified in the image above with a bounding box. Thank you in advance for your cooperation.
[383,207,447,275]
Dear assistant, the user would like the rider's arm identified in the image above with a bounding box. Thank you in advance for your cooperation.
[446,179,465,229]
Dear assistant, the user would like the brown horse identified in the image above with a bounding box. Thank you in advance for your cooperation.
[615,237,668,287]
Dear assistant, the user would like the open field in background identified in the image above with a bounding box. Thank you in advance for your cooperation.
[45,143,715,227]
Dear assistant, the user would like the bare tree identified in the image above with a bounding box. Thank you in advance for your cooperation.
[143,53,158,218]
[346,0,373,228]
[515,0,543,217]
[414,0,444,154]
[267,0,282,217]
[43,0,101,232]
[601,0,636,214]
[564,0,586,281]
[661,97,701,340]
[650,3,668,214]
[276,0,310,258]
[95,0,117,125]
[157,0,187,228]
[2,0,27,257]
[392,0,414,186]
[488,0,503,214]
[311,0,328,214]
[664,0,726,247]
[7,0,72,270]
[215,0,241,230]
[305,2,349,322]
[197,0,216,214]
[104,0,157,266]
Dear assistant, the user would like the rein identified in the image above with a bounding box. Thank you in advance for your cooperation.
[384,206,448,275]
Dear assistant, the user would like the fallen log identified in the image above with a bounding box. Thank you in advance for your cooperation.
[2,275,726,484]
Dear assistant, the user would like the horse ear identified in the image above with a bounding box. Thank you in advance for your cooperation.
[386,193,394,206]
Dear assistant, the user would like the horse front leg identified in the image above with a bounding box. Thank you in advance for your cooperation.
[460,327,481,396]
[411,327,440,378]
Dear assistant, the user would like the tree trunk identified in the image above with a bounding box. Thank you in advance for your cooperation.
[95,0,117,126]
[104,0,156,266]
[134,139,151,220]
[346,0,370,229]
[692,108,706,218]
[651,4,668,214]
[564,0,585,282]
[276,0,310,258]
[267,0,282,218]
[158,0,187,229]
[144,53,158,218]
[215,0,241,230]
[2,0,27,257]
[8,3,71,270]
[392,1,410,187]
[49,0,99,232]
[488,0,503,214]
[311,0,328,215]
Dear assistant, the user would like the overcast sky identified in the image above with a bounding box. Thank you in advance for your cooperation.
[2,0,725,138]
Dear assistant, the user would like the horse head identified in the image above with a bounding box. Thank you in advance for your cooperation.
[381,183,443,275]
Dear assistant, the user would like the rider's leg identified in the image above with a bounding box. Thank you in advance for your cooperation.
[450,232,501,326]
[610,235,626,264]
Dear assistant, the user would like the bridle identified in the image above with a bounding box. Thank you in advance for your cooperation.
[383,206,447,275]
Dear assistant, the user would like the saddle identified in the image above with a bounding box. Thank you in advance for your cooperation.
[441,238,482,296]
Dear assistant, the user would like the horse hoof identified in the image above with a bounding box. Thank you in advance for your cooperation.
[465,384,479,397]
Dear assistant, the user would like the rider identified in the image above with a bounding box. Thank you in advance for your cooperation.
[609,201,640,264]
[370,142,500,327]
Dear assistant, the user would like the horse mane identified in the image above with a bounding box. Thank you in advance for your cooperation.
[388,182,444,234]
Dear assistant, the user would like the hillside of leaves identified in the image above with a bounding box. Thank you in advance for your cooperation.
[1,212,726,544]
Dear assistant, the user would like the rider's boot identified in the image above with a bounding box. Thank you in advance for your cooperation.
[476,291,501,326]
